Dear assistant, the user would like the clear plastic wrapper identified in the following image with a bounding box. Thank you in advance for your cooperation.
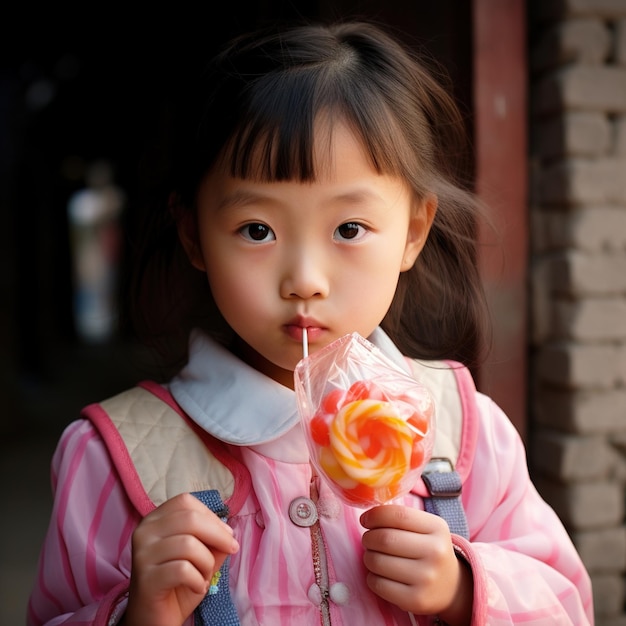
[294,332,435,507]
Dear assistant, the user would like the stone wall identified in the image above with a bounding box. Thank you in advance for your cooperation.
[529,1,626,623]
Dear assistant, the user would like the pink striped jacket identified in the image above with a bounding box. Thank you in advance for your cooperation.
[27,346,593,625]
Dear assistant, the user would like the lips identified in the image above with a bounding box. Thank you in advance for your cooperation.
[284,317,326,342]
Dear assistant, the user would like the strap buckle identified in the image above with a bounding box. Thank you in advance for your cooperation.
[422,457,454,475]
[421,457,462,498]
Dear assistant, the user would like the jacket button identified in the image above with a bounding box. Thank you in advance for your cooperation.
[329,582,350,605]
[288,497,318,527]
[307,583,322,606]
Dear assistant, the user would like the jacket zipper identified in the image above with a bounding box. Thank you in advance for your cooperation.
[310,477,332,626]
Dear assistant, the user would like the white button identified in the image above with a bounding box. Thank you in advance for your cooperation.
[255,511,265,528]
[288,497,318,527]
[307,583,322,606]
[329,582,350,605]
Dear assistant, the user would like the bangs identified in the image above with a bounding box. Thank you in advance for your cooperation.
[220,60,421,184]
[171,22,466,209]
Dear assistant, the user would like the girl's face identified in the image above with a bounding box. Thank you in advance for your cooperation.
[180,123,434,388]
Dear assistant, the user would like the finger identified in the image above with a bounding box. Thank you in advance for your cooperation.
[361,504,448,534]
[136,494,239,557]
[143,558,212,596]
[145,493,232,533]
[365,572,418,612]
[362,527,426,559]
[141,509,238,555]
[363,523,455,568]
[363,551,425,585]
[135,533,218,576]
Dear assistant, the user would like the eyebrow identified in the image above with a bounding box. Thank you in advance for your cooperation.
[214,189,270,212]
[214,185,393,214]
[333,189,389,205]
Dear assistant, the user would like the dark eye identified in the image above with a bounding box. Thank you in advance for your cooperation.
[335,222,366,241]
[240,223,275,242]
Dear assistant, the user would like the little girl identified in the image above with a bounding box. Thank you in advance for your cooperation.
[28,20,593,626]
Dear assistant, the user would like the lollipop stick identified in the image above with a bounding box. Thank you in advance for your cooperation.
[301,327,312,412]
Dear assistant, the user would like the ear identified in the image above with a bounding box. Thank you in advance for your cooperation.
[174,200,207,272]
[400,194,437,272]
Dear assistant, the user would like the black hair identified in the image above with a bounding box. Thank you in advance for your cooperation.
[130,20,490,370]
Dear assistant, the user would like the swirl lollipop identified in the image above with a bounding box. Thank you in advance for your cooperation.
[295,332,434,507]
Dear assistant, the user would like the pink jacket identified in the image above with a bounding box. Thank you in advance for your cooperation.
[27,333,593,625]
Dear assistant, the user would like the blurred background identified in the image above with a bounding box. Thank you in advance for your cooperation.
[3,1,626,624]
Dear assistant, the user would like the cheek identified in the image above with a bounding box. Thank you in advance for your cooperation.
[336,259,400,313]
[205,256,268,315]
[359,254,404,308]
[349,245,405,287]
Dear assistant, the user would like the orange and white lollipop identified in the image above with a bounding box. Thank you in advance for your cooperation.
[309,380,431,505]
[326,399,413,487]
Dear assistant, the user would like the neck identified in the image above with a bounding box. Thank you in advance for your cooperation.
[231,337,295,389]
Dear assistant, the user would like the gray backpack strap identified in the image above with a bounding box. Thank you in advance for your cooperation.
[421,458,470,539]
[192,490,240,626]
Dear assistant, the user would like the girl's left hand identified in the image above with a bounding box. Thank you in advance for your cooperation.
[360,505,473,626]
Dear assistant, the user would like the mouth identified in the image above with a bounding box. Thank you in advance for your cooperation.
[284,317,326,343]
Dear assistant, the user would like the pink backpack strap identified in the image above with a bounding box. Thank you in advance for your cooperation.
[408,359,479,491]
[408,360,480,539]
[444,361,480,483]
[82,380,251,517]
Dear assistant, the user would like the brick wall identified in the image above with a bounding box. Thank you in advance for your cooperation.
[529,1,626,624]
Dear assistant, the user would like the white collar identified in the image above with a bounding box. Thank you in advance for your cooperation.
[168,327,410,448]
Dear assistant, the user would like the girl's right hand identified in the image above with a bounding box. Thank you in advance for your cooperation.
[123,492,240,626]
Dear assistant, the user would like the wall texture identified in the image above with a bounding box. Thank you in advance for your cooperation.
[529,1,626,623]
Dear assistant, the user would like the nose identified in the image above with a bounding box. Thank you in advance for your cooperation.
[280,247,329,300]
